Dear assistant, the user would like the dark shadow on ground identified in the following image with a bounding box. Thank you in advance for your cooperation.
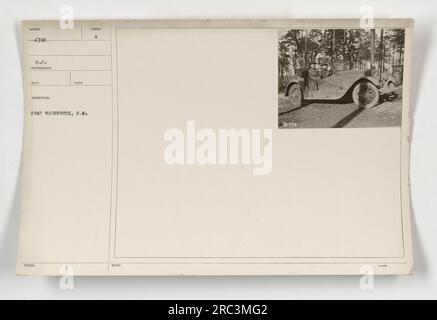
[279,96,353,117]
[331,107,365,128]
[278,101,311,116]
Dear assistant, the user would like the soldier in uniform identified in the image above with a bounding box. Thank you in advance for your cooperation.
[308,61,320,91]
[316,50,327,66]
[320,63,330,79]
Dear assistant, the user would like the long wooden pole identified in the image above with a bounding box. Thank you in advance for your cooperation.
[305,29,308,65]
[370,29,375,68]
[332,29,335,65]
[380,29,384,72]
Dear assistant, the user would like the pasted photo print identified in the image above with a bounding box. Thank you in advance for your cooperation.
[278,28,405,128]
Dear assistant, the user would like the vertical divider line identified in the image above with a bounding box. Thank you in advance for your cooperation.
[113,26,120,260]
[107,23,118,271]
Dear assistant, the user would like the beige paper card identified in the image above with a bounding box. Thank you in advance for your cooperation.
[17,19,414,275]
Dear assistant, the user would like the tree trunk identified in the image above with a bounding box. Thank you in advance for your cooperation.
[392,46,395,66]
[380,29,384,72]
[332,29,336,64]
[370,29,375,68]
[343,29,346,69]
[304,29,308,65]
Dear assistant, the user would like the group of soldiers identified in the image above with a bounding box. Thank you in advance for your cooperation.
[306,50,333,91]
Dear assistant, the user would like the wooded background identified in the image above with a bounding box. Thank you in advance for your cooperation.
[278,28,405,90]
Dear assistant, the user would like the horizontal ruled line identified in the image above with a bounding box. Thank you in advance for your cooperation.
[28,84,112,87]
[27,39,110,42]
[28,69,112,71]
[27,54,111,56]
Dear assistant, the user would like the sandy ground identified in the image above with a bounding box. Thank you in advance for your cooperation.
[278,88,403,129]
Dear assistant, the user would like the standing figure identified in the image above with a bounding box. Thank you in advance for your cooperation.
[320,63,330,79]
[308,61,320,91]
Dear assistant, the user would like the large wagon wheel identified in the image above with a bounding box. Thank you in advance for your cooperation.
[352,81,379,109]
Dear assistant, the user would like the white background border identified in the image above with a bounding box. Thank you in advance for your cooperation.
[0,0,435,299]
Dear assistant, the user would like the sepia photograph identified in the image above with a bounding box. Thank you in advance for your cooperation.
[278,28,405,128]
